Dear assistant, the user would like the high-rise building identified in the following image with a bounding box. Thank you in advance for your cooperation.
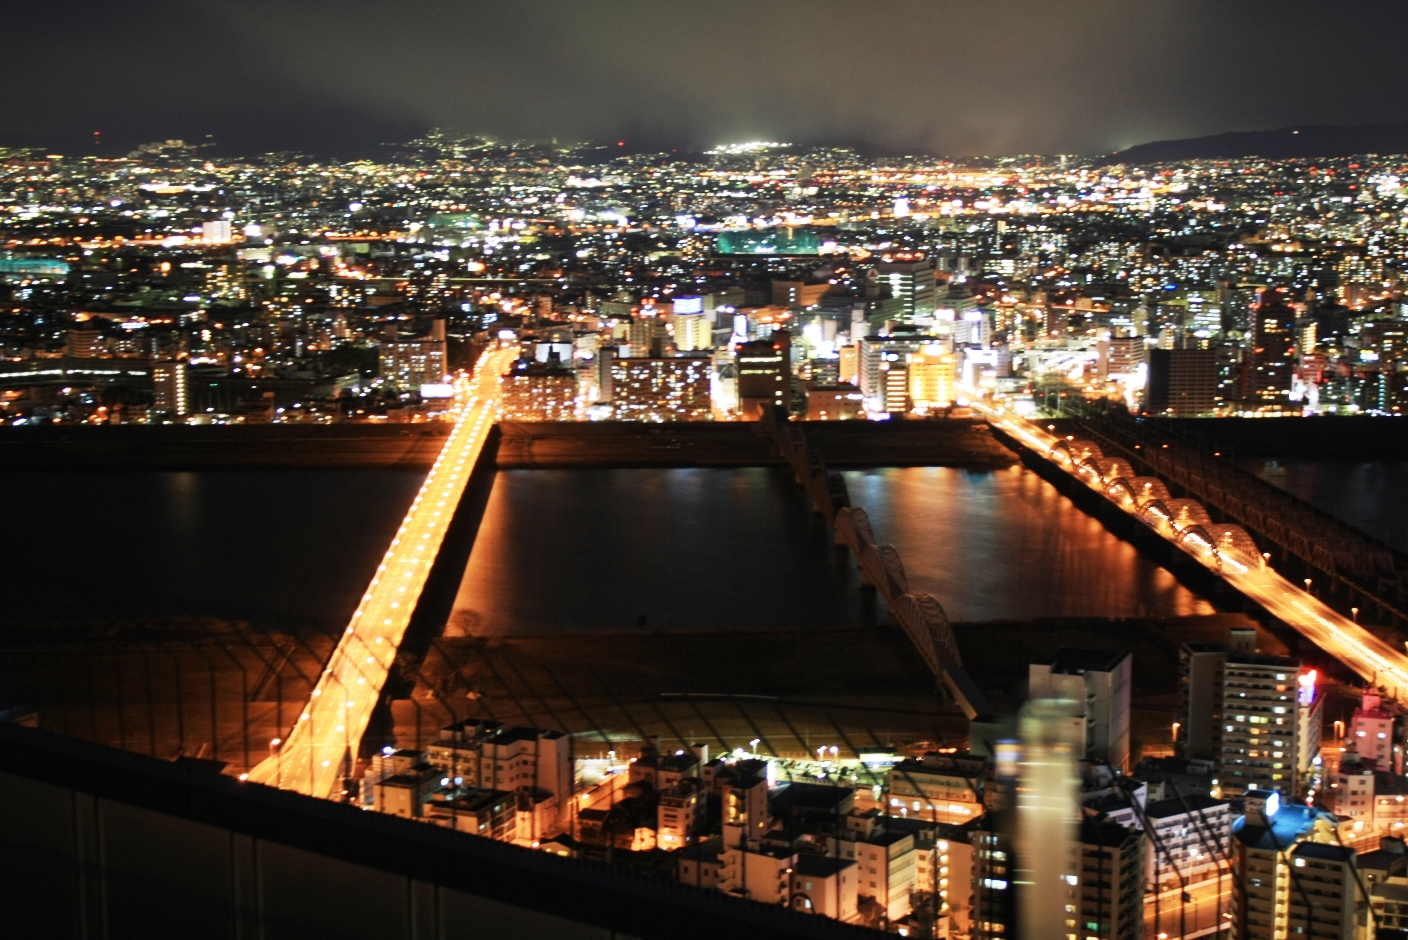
[609,356,711,421]
[1015,699,1083,940]
[1178,628,1257,762]
[200,219,233,244]
[971,825,1017,940]
[1098,335,1147,378]
[909,346,957,410]
[735,331,790,419]
[1230,791,1352,940]
[1029,649,1133,773]
[1179,642,1227,761]
[1285,843,1359,940]
[856,339,923,408]
[1077,817,1145,940]
[875,253,936,320]
[673,296,713,352]
[771,280,829,308]
[502,356,577,421]
[66,326,103,358]
[152,360,189,417]
[379,320,447,389]
[1218,654,1322,797]
[1242,288,1297,409]
[882,363,910,414]
[1146,347,1219,415]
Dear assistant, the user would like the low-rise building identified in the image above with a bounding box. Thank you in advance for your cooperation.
[887,752,986,825]
[790,854,859,921]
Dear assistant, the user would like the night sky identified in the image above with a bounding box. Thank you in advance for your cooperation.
[7,1,1408,158]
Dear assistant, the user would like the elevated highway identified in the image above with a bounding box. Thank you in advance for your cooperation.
[980,403,1408,704]
[247,344,516,797]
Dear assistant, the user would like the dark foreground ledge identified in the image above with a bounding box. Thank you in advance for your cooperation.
[0,722,883,940]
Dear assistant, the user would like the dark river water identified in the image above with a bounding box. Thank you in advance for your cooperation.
[451,465,1212,634]
[1241,459,1408,554]
[0,464,1215,634]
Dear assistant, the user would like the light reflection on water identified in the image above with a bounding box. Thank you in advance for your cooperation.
[0,464,1217,635]
[454,465,1213,636]
[842,465,1214,622]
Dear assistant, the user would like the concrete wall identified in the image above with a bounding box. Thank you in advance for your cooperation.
[0,724,881,940]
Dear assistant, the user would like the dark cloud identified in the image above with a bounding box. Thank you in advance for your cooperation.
[5,0,1408,157]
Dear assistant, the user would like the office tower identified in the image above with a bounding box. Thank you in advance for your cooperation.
[1146,347,1219,415]
[909,346,957,410]
[201,219,233,244]
[770,280,829,308]
[1015,699,1083,940]
[672,296,713,351]
[1242,287,1297,409]
[66,326,102,358]
[838,344,859,385]
[609,357,711,421]
[501,355,577,421]
[379,320,447,390]
[1219,654,1322,797]
[875,253,936,320]
[1077,817,1145,940]
[882,362,910,414]
[856,335,926,405]
[152,360,189,417]
[735,331,790,418]
[1028,649,1133,773]
[1098,335,1147,379]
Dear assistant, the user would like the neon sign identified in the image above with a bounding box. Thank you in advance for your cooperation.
[1298,670,1318,706]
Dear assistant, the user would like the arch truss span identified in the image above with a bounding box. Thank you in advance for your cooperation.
[1126,477,1172,509]
[890,593,962,678]
[1049,438,1104,468]
[834,506,876,555]
[860,543,909,602]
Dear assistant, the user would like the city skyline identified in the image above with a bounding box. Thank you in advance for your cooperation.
[9,1,1408,159]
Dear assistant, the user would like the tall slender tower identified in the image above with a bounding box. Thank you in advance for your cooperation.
[1242,287,1297,409]
[1016,699,1083,940]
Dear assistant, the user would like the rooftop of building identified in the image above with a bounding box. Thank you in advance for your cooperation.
[1224,652,1299,669]
[1145,793,1229,820]
[1080,816,1142,848]
[1136,756,1216,778]
[1039,647,1131,674]
[1291,841,1355,863]
[794,855,857,878]
[1233,800,1335,852]
[431,787,514,812]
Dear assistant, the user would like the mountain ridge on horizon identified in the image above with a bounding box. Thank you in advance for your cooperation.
[1112,121,1408,164]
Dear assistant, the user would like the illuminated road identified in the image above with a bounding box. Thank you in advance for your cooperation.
[1145,877,1228,939]
[246,344,516,797]
[979,403,1408,705]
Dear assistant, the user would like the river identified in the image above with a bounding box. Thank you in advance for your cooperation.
[0,464,1215,634]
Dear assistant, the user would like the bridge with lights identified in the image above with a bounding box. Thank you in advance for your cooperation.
[980,402,1408,705]
[246,344,517,798]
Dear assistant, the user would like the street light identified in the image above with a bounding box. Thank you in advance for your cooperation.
[750,738,760,755]
[1304,578,1313,592]
[1171,721,1181,743]
[1353,607,1360,622]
